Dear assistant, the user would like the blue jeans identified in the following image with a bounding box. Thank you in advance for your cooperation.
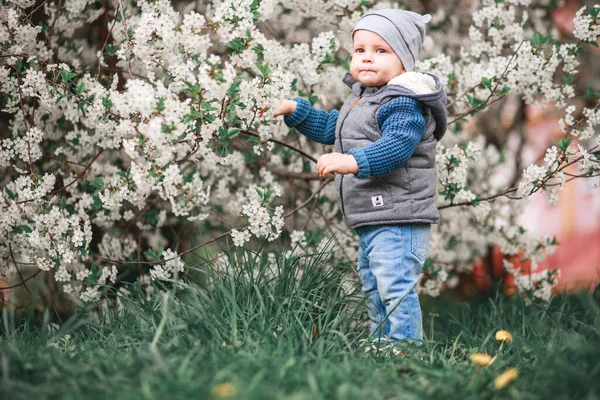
[355,224,430,343]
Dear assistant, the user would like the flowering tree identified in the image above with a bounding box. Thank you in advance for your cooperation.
[1,0,599,304]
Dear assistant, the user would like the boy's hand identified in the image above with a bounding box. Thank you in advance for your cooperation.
[317,153,359,176]
[272,99,297,117]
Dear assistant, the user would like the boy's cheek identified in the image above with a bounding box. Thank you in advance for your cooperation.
[349,60,360,80]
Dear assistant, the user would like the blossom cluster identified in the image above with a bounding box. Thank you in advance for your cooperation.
[230,185,284,246]
[1,0,598,305]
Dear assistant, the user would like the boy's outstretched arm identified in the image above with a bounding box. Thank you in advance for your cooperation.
[346,97,426,178]
[277,98,338,145]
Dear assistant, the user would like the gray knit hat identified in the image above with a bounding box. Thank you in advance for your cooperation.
[352,9,432,72]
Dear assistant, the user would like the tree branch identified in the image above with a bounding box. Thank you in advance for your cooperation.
[6,148,105,209]
[98,176,333,266]
[240,130,317,163]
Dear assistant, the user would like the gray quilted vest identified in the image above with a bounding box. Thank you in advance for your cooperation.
[335,72,447,229]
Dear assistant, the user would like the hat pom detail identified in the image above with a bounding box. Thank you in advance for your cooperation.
[422,14,432,23]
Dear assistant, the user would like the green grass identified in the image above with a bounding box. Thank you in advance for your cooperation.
[1,247,599,400]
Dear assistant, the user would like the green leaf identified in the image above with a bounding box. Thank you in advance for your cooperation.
[127,27,134,38]
[60,70,77,82]
[446,155,460,167]
[584,87,600,99]
[589,41,599,48]
[531,32,551,48]
[557,137,573,152]
[252,43,265,56]
[144,249,157,260]
[5,187,15,199]
[183,170,195,183]
[157,97,165,112]
[263,188,275,204]
[87,266,101,285]
[78,245,88,257]
[105,44,116,56]
[161,123,175,133]
[90,177,104,188]
[16,59,25,74]
[587,6,599,19]
[255,62,271,78]
[466,94,484,107]
[91,194,102,210]
[444,235,458,251]
[226,37,247,55]
[219,127,240,140]
[18,225,32,233]
[227,80,242,97]
[200,101,219,111]
[60,196,67,208]
[500,86,511,95]
[562,74,575,86]
[144,209,159,227]
[481,77,493,90]
[102,97,113,109]
[75,83,85,95]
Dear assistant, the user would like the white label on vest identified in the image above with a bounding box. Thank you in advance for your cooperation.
[371,195,384,207]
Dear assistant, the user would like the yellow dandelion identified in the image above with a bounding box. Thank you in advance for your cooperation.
[494,368,519,389]
[210,382,238,398]
[495,330,513,343]
[470,352,494,367]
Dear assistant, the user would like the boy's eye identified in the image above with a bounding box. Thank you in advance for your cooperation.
[355,48,364,53]
[377,49,386,53]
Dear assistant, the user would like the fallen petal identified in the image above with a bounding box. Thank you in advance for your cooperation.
[494,368,519,389]
[495,330,513,343]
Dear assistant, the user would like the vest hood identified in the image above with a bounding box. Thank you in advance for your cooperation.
[342,71,448,141]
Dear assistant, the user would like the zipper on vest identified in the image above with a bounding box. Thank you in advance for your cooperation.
[338,94,361,222]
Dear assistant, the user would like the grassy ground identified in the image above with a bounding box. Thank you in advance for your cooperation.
[1,248,599,400]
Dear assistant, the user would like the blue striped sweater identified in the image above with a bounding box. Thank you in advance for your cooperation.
[283,96,426,178]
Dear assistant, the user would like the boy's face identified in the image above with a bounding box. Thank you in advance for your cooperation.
[350,30,406,87]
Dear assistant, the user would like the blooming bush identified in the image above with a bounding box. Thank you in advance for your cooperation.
[1,0,599,303]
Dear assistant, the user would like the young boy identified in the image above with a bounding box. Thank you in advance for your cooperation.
[277,9,447,350]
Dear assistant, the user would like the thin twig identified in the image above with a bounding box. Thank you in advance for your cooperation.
[9,243,32,295]
[241,130,317,163]
[439,146,600,210]
[447,40,525,123]
[0,270,42,291]
[99,177,333,266]
[5,148,105,209]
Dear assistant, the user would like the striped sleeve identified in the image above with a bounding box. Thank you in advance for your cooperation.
[283,98,338,145]
[347,97,425,178]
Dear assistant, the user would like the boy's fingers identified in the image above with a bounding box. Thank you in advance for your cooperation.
[317,158,326,174]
